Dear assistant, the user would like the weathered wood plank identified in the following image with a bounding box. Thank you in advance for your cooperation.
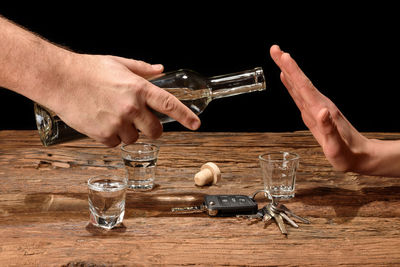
[1,130,400,266]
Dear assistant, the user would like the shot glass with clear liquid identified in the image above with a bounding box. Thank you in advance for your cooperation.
[120,142,160,191]
[259,152,300,201]
[88,175,128,229]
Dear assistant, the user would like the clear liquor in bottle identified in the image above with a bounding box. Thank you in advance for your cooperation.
[34,67,266,146]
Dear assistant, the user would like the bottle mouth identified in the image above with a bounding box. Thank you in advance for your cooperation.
[209,67,267,100]
[254,67,266,91]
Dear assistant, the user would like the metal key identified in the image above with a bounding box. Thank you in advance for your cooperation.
[279,211,299,228]
[275,203,310,224]
[266,204,287,235]
[269,204,299,228]
[262,211,272,225]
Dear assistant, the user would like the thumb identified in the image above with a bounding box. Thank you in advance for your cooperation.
[317,108,346,154]
[317,108,335,135]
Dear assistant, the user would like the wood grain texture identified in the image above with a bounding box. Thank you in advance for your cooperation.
[1,130,400,266]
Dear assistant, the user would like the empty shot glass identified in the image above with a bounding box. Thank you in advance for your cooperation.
[259,152,300,201]
[121,142,160,191]
[88,175,128,229]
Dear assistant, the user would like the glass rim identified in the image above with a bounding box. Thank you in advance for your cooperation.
[87,174,128,191]
[120,142,160,154]
[258,151,300,162]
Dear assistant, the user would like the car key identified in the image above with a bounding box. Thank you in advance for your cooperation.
[279,211,299,228]
[268,203,299,228]
[263,211,273,225]
[172,194,258,217]
[275,203,311,224]
[266,204,288,235]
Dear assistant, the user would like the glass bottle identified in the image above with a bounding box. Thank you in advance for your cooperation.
[34,67,266,146]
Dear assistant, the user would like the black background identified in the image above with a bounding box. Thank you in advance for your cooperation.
[1,3,399,133]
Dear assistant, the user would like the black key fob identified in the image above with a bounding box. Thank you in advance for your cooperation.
[204,195,258,217]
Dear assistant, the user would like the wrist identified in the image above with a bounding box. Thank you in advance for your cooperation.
[0,16,77,108]
[354,138,400,177]
[355,138,379,175]
[31,44,77,109]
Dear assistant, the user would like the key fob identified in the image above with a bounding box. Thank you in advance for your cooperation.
[204,195,258,217]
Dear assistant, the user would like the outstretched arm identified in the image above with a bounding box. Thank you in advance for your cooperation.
[0,16,201,147]
[270,44,400,177]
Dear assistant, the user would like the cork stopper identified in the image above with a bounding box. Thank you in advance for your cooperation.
[194,162,221,186]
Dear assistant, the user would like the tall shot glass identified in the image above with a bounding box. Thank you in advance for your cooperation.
[120,142,160,191]
[88,175,128,229]
[259,152,300,201]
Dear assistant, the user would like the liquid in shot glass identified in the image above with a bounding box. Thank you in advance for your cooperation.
[120,142,160,191]
[88,175,128,229]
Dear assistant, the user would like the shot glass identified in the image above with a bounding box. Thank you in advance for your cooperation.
[120,142,160,191]
[259,151,300,201]
[88,175,128,229]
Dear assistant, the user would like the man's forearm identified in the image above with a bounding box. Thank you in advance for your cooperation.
[0,16,73,105]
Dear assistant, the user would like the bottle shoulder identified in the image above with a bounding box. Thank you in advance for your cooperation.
[166,69,204,80]
[150,69,208,89]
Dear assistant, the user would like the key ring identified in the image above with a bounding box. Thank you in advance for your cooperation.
[250,189,280,207]
[249,189,272,200]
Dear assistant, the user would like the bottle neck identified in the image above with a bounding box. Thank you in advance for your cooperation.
[207,67,266,100]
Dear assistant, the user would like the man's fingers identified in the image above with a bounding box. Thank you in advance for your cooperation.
[131,108,164,140]
[270,44,285,68]
[280,72,304,112]
[111,56,164,78]
[271,45,301,80]
[279,52,323,106]
[144,83,201,130]
[101,135,121,148]
[118,123,139,145]
[271,45,323,105]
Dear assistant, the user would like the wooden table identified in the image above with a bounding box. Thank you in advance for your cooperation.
[1,130,400,266]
